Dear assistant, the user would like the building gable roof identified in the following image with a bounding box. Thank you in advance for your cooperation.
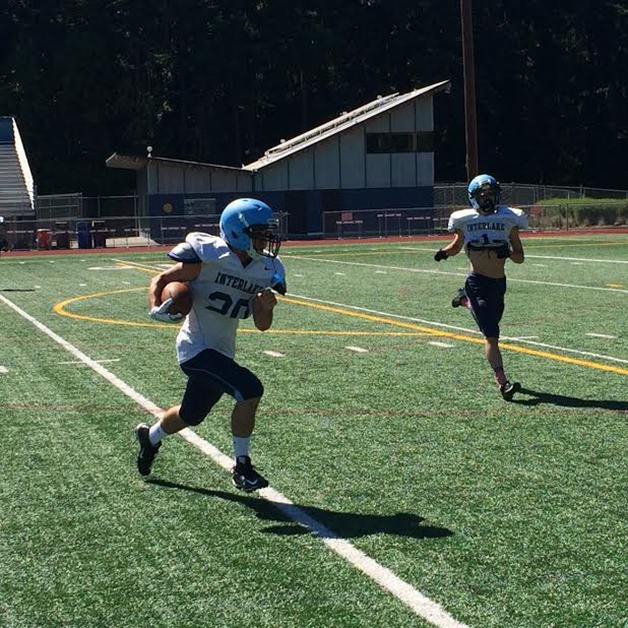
[106,152,248,172]
[243,80,450,171]
[106,80,450,174]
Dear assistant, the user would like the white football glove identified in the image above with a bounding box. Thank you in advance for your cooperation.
[149,299,184,323]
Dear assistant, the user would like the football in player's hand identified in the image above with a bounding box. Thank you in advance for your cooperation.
[161,281,193,316]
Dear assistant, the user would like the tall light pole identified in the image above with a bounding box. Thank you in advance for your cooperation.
[461,0,478,180]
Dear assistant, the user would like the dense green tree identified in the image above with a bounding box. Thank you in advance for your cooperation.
[0,0,625,193]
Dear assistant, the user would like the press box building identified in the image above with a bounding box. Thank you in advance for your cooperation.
[106,80,450,238]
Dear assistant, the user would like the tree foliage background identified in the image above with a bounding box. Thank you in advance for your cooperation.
[0,0,626,195]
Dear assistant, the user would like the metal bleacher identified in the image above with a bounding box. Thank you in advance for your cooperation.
[0,117,35,220]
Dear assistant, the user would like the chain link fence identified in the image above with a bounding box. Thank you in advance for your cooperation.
[0,184,626,251]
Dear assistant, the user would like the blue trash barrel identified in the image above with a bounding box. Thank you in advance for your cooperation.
[76,221,92,249]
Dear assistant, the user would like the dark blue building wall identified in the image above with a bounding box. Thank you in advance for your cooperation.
[147,186,434,241]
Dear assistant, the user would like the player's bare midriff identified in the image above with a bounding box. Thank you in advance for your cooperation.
[466,248,507,278]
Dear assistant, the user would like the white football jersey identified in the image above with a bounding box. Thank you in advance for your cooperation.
[448,206,528,249]
[175,232,285,363]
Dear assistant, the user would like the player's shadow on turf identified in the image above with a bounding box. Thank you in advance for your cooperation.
[147,479,453,540]
[514,387,627,411]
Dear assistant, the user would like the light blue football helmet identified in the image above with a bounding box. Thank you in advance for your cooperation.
[219,198,281,259]
[468,174,501,213]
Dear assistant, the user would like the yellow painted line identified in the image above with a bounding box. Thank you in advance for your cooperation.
[53,264,627,376]
[606,283,624,288]
[281,296,628,376]
[53,288,428,337]
[54,288,175,329]
[248,330,428,337]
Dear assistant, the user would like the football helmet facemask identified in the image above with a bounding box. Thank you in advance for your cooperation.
[468,174,501,214]
[219,198,282,259]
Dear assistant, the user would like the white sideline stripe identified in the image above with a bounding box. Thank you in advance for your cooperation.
[263,350,285,358]
[0,292,467,628]
[428,341,454,348]
[586,333,617,339]
[184,424,466,626]
[346,345,368,353]
[0,294,162,417]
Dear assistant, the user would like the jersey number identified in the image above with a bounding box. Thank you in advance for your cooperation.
[205,291,250,318]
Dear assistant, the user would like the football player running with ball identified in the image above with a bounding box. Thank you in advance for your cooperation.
[434,174,527,401]
[136,198,287,491]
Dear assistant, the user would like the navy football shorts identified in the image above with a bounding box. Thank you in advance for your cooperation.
[464,272,507,339]
[178,349,264,426]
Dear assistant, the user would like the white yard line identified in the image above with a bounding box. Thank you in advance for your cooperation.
[397,247,628,264]
[117,258,628,366]
[115,256,628,364]
[287,293,628,366]
[288,255,628,294]
[0,291,467,628]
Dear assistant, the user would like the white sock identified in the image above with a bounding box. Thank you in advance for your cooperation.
[149,423,167,446]
[233,436,251,460]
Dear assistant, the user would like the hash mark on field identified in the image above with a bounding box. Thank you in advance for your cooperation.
[346,345,368,353]
[0,366,7,373]
[586,333,617,339]
[375,270,387,274]
[532,263,548,267]
[263,350,285,358]
[334,272,346,276]
[59,358,121,365]
[428,341,454,348]
[88,266,136,271]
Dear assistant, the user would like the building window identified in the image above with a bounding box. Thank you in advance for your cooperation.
[366,132,434,154]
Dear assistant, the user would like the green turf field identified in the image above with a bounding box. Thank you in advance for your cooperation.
[1,234,626,627]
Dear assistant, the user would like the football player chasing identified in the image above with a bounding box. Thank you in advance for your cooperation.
[434,174,527,401]
[135,198,286,491]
